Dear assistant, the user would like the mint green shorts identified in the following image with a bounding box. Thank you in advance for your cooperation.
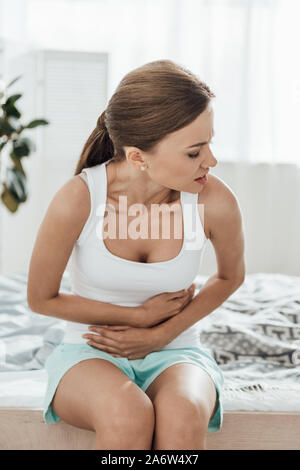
[43,343,224,433]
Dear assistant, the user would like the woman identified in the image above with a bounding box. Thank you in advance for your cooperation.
[27,59,245,450]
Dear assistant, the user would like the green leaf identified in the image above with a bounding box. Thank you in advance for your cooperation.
[0,117,16,135]
[2,94,22,119]
[2,101,21,119]
[25,119,49,129]
[12,136,33,158]
[0,184,19,213]
[5,167,28,203]
[9,155,26,175]
[2,94,22,118]
[4,94,22,105]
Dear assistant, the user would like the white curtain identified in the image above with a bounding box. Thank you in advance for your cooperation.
[1,0,299,165]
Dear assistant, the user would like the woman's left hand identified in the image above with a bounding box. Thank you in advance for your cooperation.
[82,324,164,359]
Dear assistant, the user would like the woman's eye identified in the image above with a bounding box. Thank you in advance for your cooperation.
[187,140,214,159]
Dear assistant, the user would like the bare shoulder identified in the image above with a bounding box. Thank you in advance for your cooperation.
[34,173,91,253]
[204,173,239,205]
[197,173,241,240]
[49,174,90,224]
[198,174,246,282]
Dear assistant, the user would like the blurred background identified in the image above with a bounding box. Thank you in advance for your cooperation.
[0,0,299,277]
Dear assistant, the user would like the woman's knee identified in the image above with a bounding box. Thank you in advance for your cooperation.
[155,394,210,438]
[93,384,155,438]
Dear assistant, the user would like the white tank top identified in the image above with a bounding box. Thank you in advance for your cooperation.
[63,159,209,349]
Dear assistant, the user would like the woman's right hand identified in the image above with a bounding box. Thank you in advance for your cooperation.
[140,283,196,328]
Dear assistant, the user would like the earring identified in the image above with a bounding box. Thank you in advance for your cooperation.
[141,165,146,171]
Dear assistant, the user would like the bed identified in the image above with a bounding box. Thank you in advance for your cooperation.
[0,270,300,450]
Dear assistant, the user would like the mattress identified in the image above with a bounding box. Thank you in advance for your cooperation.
[0,270,300,412]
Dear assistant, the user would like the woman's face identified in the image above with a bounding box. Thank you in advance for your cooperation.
[147,104,218,194]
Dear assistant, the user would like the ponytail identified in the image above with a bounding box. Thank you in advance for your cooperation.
[74,110,115,175]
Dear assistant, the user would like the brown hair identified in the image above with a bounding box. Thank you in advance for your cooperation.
[74,59,215,175]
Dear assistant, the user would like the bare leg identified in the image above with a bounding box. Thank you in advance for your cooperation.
[51,358,155,450]
[145,363,218,450]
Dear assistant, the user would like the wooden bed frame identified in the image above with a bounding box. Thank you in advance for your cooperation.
[1,408,300,450]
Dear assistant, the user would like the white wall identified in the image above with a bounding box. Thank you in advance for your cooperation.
[203,161,300,277]
[1,161,299,278]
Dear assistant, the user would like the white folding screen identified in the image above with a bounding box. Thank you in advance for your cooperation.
[40,50,108,165]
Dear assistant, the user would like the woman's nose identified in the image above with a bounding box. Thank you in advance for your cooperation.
[208,153,218,167]
[210,155,218,167]
[201,149,217,170]
[201,157,217,171]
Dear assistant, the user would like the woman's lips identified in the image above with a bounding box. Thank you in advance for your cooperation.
[194,171,208,180]
[194,174,208,184]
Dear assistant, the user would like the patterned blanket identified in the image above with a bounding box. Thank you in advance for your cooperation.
[195,272,300,409]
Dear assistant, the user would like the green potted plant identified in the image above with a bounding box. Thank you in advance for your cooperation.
[0,75,49,213]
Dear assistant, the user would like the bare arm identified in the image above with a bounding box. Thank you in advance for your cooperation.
[27,174,142,326]
[206,176,246,282]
